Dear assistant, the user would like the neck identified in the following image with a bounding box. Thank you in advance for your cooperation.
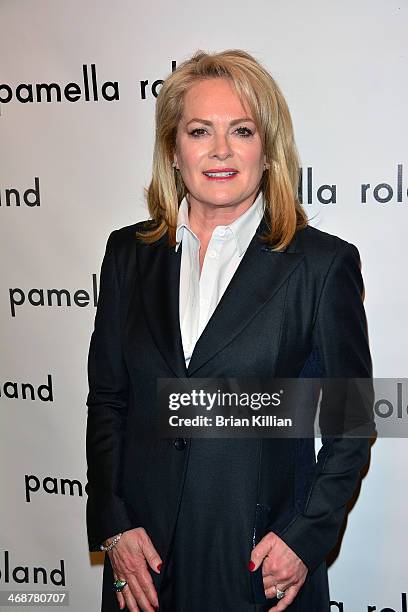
[187,193,259,240]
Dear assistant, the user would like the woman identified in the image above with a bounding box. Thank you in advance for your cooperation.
[86,49,373,612]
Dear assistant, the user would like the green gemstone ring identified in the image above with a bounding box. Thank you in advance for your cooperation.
[113,579,127,592]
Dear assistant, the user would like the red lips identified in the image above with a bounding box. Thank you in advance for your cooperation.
[203,168,239,173]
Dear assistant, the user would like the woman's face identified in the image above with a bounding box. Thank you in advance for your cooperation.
[174,77,265,211]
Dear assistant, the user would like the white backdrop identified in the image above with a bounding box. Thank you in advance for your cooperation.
[1,1,407,610]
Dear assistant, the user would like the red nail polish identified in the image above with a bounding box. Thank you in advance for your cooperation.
[157,562,163,572]
[248,560,255,571]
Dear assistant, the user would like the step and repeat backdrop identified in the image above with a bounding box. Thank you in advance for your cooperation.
[1,1,407,611]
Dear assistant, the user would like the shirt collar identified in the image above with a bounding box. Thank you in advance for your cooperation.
[175,190,265,257]
[175,197,192,250]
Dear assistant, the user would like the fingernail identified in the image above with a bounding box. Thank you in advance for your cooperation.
[157,562,163,572]
[248,560,255,571]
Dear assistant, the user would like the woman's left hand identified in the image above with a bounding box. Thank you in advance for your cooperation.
[249,531,308,611]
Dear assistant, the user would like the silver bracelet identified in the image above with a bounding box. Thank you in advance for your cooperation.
[100,532,122,552]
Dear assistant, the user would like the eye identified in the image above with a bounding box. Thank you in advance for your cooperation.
[188,126,255,138]
[189,128,208,137]
[235,126,254,137]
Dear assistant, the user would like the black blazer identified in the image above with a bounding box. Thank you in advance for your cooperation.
[85,216,373,607]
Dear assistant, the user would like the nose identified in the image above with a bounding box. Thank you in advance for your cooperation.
[210,132,233,160]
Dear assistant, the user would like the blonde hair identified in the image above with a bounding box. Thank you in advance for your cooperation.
[137,49,308,251]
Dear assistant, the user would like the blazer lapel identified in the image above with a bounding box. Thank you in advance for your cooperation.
[137,216,304,379]
[137,235,188,379]
[187,218,304,375]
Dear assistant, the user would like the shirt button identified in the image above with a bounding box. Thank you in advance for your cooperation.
[216,227,226,237]
[208,250,217,258]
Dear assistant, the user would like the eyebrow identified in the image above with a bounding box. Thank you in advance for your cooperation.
[186,117,255,127]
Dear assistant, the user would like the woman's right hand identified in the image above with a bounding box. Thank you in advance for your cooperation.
[107,527,162,611]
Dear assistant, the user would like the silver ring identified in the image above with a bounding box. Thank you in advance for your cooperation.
[276,587,286,600]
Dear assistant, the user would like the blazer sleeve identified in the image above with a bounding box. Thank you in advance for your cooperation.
[271,240,376,573]
[85,231,136,552]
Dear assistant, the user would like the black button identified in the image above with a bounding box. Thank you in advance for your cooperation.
[173,437,187,450]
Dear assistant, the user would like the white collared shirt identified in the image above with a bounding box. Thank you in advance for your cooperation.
[175,191,265,367]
